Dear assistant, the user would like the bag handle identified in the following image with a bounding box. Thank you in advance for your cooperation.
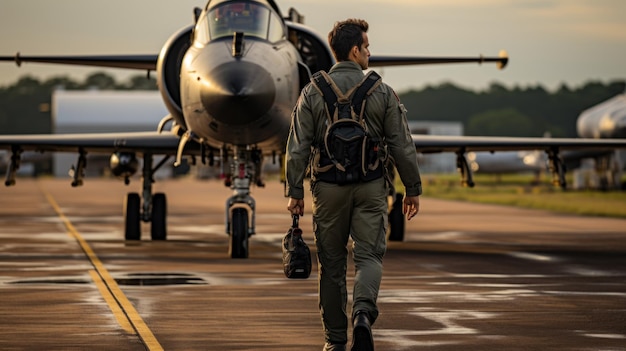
[292,214,299,229]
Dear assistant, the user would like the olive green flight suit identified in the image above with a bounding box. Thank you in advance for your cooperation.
[285,61,422,345]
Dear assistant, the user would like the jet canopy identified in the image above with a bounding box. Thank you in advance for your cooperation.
[204,1,285,42]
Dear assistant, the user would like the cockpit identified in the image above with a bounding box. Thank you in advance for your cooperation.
[197,1,285,43]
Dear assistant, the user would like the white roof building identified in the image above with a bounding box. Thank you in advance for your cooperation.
[52,90,170,178]
[409,121,463,174]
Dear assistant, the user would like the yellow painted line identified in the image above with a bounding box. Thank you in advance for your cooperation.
[43,189,164,351]
[89,270,134,334]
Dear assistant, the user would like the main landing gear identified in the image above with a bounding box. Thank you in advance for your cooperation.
[385,168,406,242]
[387,192,405,242]
[123,153,170,241]
[60,149,169,241]
[385,148,569,243]
[114,144,262,259]
[453,148,567,189]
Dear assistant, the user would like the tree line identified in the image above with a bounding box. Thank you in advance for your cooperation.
[401,80,625,137]
[1,72,624,137]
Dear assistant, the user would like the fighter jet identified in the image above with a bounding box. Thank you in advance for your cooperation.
[470,93,626,185]
[465,93,626,182]
[1,0,626,257]
[570,92,626,187]
[577,92,626,139]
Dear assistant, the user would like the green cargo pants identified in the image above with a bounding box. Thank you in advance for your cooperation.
[311,177,388,344]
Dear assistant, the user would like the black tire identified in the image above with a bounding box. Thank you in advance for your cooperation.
[151,193,167,240]
[124,193,141,240]
[229,208,249,259]
[388,193,405,242]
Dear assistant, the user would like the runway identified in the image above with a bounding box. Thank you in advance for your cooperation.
[1,177,625,350]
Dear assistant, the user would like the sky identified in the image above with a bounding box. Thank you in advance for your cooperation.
[0,0,624,93]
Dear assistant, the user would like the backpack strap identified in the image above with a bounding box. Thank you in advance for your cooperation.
[311,71,339,123]
[311,70,383,123]
[350,71,382,120]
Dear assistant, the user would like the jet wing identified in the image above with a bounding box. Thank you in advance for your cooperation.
[0,54,158,70]
[4,132,623,161]
[370,51,508,70]
[412,134,626,188]
[0,131,198,155]
[413,134,626,153]
[0,52,508,73]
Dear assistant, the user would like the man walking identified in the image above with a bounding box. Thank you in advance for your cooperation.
[286,18,422,351]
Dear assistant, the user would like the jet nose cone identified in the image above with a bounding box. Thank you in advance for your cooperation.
[201,61,275,126]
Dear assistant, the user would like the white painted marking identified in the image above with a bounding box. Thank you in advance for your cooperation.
[582,333,626,339]
[509,252,556,262]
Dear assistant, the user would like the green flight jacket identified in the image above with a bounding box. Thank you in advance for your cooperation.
[286,61,422,199]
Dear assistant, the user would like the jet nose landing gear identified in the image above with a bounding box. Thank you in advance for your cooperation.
[224,148,258,259]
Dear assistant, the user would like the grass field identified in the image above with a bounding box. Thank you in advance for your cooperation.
[414,173,626,218]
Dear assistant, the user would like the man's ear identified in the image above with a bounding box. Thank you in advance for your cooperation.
[349,45,359,60]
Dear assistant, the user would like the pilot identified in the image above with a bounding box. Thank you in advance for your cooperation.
[285,19,422,351]
[213,3,259,35]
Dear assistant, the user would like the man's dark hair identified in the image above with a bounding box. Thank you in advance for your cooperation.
[328,19,369,62]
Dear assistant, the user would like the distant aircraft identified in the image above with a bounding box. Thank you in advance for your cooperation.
[577,93,626,139]
[467,93,626,186]
[572,92,626,187]
[2,0,626,255]
[468,150,544,175]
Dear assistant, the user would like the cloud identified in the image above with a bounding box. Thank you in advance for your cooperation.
[517,1,626,41]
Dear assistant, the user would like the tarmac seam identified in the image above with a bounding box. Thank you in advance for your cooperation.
[42,186,164,351]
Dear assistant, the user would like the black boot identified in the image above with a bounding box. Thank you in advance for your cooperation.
[350,311,374,351]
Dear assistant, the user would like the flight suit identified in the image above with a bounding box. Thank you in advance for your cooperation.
[286,61,422,345]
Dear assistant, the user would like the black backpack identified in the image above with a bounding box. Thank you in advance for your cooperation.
[310,71,385,185]
[282,215,312,279]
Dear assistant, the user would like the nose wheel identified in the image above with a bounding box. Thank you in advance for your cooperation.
[229,207,249,258]
[224,148,258,259]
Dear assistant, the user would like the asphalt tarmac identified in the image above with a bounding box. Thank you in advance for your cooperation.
[1,177,625,351]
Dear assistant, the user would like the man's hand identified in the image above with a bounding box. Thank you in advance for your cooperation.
[402,195,420,221]
[287,197,304,216]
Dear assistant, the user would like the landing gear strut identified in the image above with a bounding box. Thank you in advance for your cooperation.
[224,147,259,259]
[4,146,22,187]
[547,147,566,189]
[456,150,475,187]
[69,148,87,187]
[124,153,170,241]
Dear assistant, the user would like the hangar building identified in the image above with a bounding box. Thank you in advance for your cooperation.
[52,90,171,178]
[409,121,462,174]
